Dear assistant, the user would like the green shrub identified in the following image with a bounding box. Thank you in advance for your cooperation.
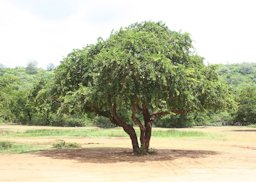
[52,140,81,149]
[155,114,193,128]
[0,141,12,150]
[155,111,233,128]
[93,116,116,128]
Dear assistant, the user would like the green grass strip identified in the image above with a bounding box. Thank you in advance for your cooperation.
[0,141,47,153]
[1,128,214,139]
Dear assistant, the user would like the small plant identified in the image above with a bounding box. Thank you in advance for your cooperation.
[53,140,66,149]
[148,148,157,154]
[0,141,13,150]
[65,142,81,148]
[52,140,81,149]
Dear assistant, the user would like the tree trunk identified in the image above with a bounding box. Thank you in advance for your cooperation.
[144,121,152,152]
[142,102,152,153]
[110,104,140,154]
[110,118,140,154]
[122,124,140,154]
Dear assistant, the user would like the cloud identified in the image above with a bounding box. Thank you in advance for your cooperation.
[9,0,77,20]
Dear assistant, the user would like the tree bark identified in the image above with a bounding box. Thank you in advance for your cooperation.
[144,121,152,152]
[110,103,140,154]
[131,97,146,152]
[122,124,140,154]
[142,102,152,153]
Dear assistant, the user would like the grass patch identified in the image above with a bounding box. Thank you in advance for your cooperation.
[1,128,127,138]
[0,128,216,139]
[152,130,208,138]
[0,141,47,153]
[0,141,12,150]
[248,124,256,128]
[53,140,81,149]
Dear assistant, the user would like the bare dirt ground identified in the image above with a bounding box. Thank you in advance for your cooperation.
[0,125,256,182]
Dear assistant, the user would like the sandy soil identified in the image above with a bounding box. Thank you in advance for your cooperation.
[0,125,256,182]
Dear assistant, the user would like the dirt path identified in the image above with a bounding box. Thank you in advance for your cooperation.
[1,126,256,182]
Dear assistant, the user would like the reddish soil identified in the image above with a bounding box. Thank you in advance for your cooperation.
[0,126,256,182]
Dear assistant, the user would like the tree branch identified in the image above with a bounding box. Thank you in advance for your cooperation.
[171,109,188,115]
[150,111,170,121]
[131,97,144,129]
[150,109,187,121]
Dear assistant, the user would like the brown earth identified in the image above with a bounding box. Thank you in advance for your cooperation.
[0,125,256,182]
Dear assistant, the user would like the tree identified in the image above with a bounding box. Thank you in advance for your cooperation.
[26,61,38,74]
[53,21,236,154]
[0,64,5,76]
[235,86,256,124]
[0,75,19,122]
[0,66,53,124]
[46,63,55,71]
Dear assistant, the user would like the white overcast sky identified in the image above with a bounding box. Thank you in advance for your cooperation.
[0,0,256,68]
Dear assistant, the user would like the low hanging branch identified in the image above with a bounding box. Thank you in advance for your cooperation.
[131,98,144,129]
[150,111,170,121]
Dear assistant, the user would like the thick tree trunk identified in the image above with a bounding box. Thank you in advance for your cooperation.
[93,105,140,154]
[144,121,152,152]
[141,102,152,153]
[122,124,140,154]
[110,104,140,154]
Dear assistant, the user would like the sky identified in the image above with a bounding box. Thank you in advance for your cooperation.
[0,0,256,68]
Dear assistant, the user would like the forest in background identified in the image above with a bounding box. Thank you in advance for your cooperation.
[1,62,255,128]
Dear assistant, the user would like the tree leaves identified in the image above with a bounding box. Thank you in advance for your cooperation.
[51,21,235,125]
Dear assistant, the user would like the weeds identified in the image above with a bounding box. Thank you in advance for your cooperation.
[0,141,12,150]
[52,140,81,149]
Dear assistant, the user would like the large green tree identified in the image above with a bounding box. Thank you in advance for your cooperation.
[53,21,236,154]
[235,86,256,124]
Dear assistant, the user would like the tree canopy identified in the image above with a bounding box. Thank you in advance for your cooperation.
[51,21,235,154]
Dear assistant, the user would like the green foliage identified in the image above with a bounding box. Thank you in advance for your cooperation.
[26,61,38,74]
[217,63,256,125]
[217,63,256,89]
[234,86,256,124]
[52,21,235,128]
[93,116,116,128]
[52,140,81,149]
[1,21,242,130]
[0,141,12,150]
[155,114,193,128]
[46,63,55,71]
[0,67,53,123]
[155,111,233,128]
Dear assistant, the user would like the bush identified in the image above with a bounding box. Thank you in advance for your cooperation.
[51,114,93,127]
[155,114,193,128]
[154,111,233,128]
[93,116,116,128]
[0,141,13,150]
[234,86,256,125]
[23,114,94,127]
[52,140,81,149]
